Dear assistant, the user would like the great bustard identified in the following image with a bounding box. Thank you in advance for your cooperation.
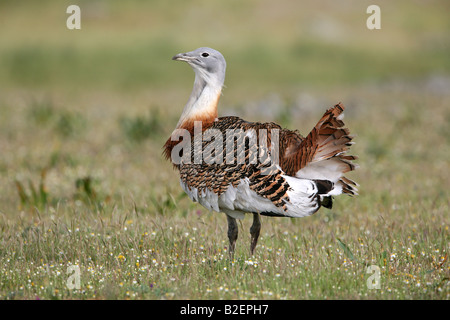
[164,47,358,256]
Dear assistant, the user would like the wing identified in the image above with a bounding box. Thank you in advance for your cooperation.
[178,117,321,217]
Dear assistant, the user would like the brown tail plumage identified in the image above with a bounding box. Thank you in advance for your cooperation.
[292,103,358,196]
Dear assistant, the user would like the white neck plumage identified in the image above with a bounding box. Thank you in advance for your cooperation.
[176,72,223,129]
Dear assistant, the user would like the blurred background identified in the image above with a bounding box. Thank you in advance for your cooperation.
[0,0,449,212]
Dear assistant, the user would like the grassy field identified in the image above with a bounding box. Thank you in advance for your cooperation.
[0,0,449,300]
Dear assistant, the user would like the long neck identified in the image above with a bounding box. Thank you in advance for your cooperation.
[176,73,222,130]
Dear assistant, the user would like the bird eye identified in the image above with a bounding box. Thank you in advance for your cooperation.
[201,52,209,57]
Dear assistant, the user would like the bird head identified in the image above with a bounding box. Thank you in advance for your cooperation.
[172,47,226,87]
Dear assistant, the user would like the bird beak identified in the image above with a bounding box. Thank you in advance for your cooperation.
[172,52,197,63]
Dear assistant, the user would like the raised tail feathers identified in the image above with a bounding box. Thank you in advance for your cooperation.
[295,103,358,196]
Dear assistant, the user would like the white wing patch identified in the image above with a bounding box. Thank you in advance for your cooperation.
[181,175,321,219]
[281,175,320,217]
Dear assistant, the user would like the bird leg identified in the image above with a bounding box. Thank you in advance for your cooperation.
[226,214,238,259]
[249,213,261,256]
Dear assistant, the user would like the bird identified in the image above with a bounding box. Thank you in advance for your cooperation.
[164,47,358,256]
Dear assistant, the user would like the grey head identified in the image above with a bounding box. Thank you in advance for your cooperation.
[172,47,226,87]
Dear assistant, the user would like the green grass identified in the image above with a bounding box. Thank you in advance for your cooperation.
[0,189,447,300]
[0,0,449,300]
